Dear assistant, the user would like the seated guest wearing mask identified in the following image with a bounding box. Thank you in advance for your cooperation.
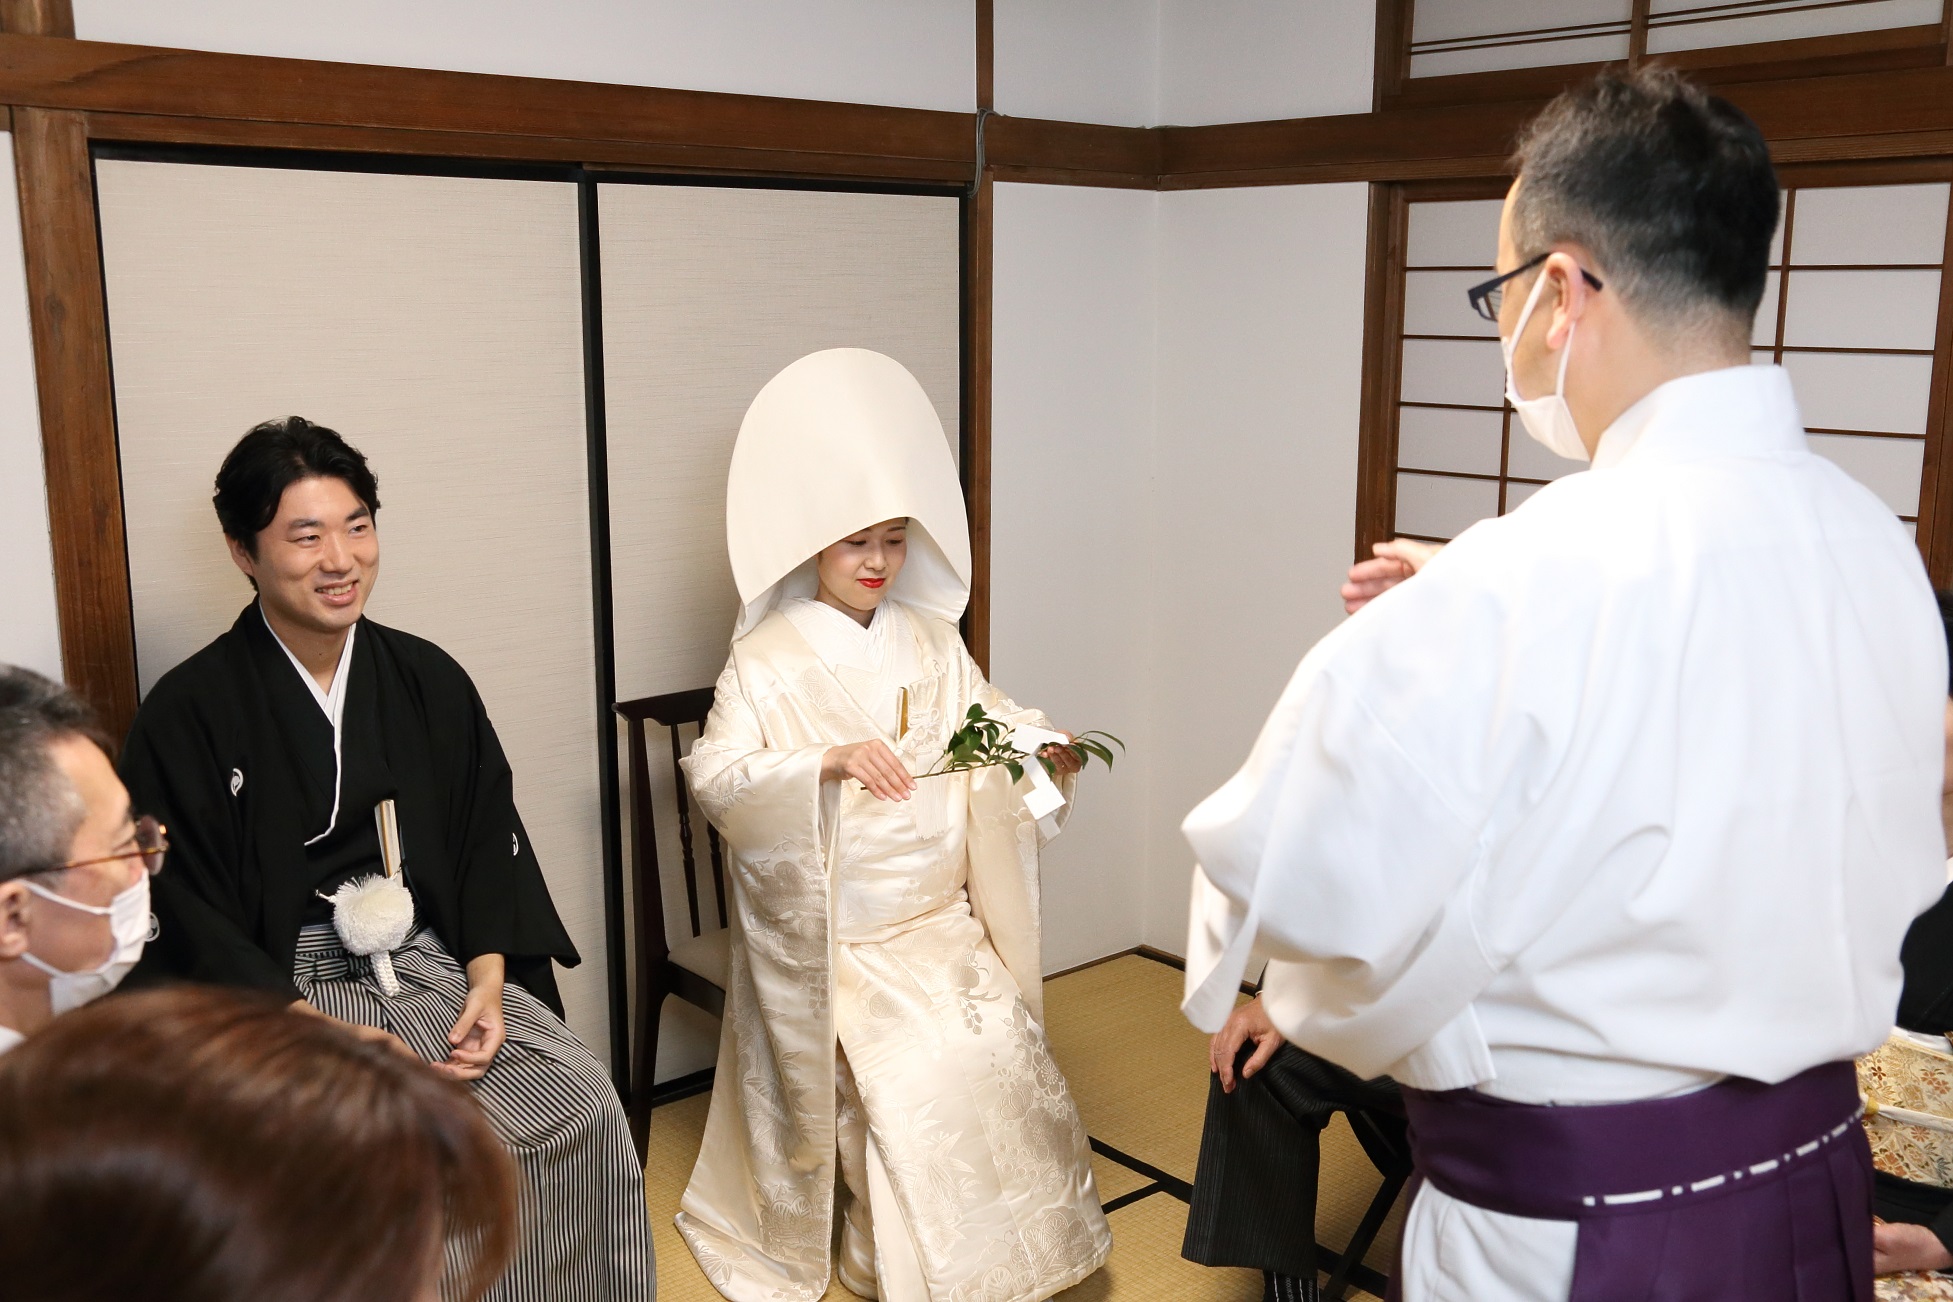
[1870,591,1953,1276]
[0,984,517,1302]
[120,417,653,1301]
[0,667,158,1053]
[1183,992,1407,1302]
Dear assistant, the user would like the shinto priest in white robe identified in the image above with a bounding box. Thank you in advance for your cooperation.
[1181,365,1948,1300]
[676,348,1112,1302]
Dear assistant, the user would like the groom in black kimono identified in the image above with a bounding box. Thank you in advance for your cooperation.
[121,417,653,1301]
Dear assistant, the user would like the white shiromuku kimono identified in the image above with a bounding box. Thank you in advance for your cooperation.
[673,347,1110,1302]
[1181,365,1949,1300]
[676,598,1110,1302]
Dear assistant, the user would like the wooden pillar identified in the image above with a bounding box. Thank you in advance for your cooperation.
[15,106,138,739]
[963,0,995,671]
[0,0,74,37]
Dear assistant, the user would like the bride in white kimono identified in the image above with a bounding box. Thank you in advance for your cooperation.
[675,349,1112,1302]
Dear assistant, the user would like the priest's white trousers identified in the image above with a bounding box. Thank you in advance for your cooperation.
[1398,1184,1577,1302]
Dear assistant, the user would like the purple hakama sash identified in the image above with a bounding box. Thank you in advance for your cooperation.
[1390,1061,1872,1302]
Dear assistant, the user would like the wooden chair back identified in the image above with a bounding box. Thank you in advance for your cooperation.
[616,686,726,958]
[611,685,724,1154]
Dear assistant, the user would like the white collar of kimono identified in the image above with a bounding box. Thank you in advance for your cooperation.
[781,595,898,675]
[725,348,970,641]
[260,604,356,845]
[0,1023,21,1056]
[1591,363,1804,471]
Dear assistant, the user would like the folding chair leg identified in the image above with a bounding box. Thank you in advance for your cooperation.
[1322,1167,1409,1302]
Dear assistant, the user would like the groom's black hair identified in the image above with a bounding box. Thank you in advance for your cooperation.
[213,416,382,561]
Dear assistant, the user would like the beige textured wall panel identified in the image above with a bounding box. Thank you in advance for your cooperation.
[598,181,958,1081]
[95,161,612,1062]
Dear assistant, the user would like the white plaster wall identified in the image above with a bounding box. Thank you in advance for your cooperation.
[73,0,977,113]
[0,135,61,684]
[998,0,1376,126]
[990,182,1157,973]
[1158,0,1376,124]
[993,0,1158,127]
[1143,183,1370,951]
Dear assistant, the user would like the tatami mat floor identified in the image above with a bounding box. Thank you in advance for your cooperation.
[642,953,1399,1302]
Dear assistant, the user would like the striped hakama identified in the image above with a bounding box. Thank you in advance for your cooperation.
[295,925,656,1301]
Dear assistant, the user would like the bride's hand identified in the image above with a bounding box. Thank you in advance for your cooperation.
[1041,732,1082,776]
[822,740,916,801]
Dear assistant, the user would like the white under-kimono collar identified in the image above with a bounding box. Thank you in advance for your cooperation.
[262,605,357,845]
[782,596,892,673]
[1592,363,1804,470]
[781,597,920,739]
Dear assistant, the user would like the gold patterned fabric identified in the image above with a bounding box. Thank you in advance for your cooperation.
[675,605,1112,1302]
[1861,1033,1953,1189]
[1877,1272,1953,1301]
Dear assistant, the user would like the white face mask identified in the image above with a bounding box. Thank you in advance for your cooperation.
[1502,267,1590,463]
[20,872,153,1014]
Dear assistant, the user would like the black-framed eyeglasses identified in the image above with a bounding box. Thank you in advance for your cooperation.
[1467,253,1604,323]
[37,814,169,878]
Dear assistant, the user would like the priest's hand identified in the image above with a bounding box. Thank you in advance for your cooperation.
[436,954,508,1081]
[288,998,419,1063]
[1040,732,1083,777]
[1210,995,1285,1094]
[823,740,915,801]
[1341,539,1441,614]
[1873,1219,1953,1275]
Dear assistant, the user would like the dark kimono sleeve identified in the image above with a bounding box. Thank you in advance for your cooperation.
[120,687,301,1002]
[1899,883,1953,1035]
[448,676,579,1013]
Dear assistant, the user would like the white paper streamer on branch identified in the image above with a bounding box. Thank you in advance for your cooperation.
[1008,724,1070,822]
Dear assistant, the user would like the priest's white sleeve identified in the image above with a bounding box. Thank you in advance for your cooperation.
[1180,533,1599,1091]
[1182,653,1499,1084]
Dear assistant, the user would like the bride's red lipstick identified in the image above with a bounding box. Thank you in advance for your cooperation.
[859,577,887,589]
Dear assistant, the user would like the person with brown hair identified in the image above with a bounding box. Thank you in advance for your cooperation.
[0,983,519,1302]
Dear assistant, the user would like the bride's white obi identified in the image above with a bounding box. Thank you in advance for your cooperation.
[676,599,1112,1302]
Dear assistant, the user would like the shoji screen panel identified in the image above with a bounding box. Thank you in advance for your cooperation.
[598,181,959,1080]
[1646,0,1943,55]
[1389,180,1950,549]
[1408,1,1632,78]
[1765,181,1949,534]
[1406,0,1945,79]
[1394,197,1587,542]
[94,161,612,1059]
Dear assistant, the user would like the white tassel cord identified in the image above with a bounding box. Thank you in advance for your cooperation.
[320,873,415,998]
[369,949,402,998]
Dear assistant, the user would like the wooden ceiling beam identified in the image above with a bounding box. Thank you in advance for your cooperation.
[1,33,1953,192]
[0,33,974,163]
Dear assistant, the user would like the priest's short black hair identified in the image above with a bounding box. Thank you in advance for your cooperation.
[1511,67,1778,333]
[0,667,107,883]
[213,416,382,558]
